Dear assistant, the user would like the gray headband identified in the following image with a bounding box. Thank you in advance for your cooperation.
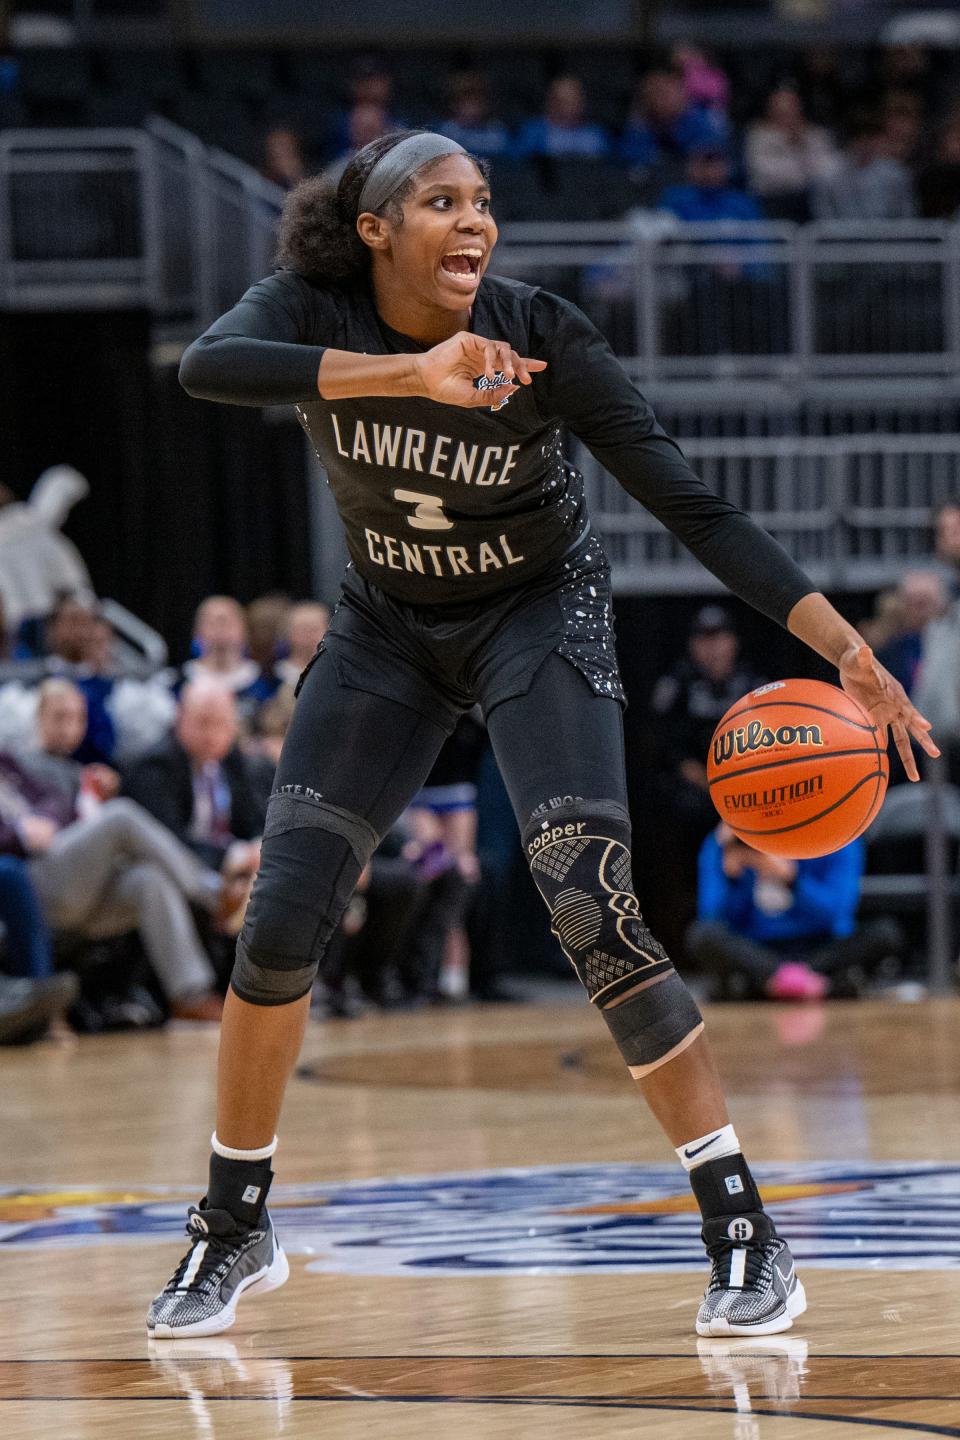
[357,133,467,217]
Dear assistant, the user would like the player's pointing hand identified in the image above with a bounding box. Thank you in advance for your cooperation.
[838,642,939,782]
[413,332,547,409]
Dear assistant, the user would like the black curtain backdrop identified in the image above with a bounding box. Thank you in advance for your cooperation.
[0,311,312,661]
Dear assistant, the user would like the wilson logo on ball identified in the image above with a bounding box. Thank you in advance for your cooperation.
[712,719,824,768]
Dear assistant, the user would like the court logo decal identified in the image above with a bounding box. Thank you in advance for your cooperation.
[3,1163,960,1274]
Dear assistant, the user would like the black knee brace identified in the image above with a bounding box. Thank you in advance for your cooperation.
[523,801,703,1074]
[231,790,378,1006]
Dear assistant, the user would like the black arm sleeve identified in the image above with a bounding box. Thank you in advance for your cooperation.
[179,271,328,407]
[530,291,816,628]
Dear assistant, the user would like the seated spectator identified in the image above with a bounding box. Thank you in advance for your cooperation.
[796,45,849,131]
[686,826,903,1000]
[881,87,925,167]
[650,605,765,835]
[658,145,764,226]
[245,593,291,700]
[274,601,330,689]
[0,465,93,634]
[21,678,120,813]
[515,75,610,159]
[933,499,960,593]
[331,55,403,157]
[918,110,960,219]
[435,71,511,158]
[0,745,230,1021]
[260,126,308,191]
[913,577,960,778]
[246,685,295,799]
[322,102,392,187]
[406,713,485,1003]
[812,111,915,220]
[619,67,729,174]
[672,44,730,116]
[874,570,948,697]
[124,681,265,871]
[0,853,56,982]
[745,85,840,218]
[181,595,262,708]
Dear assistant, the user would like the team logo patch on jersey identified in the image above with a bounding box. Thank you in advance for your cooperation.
[473,371,513,411]
[3,1164,960,1273]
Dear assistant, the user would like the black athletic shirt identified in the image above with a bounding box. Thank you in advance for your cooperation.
[180,269,814,622]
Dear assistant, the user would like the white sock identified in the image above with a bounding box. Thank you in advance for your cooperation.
[211,1131,278,1162]
[675,1123,740,1173]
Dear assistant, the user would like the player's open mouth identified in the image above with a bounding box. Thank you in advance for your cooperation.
[440,248,483,285]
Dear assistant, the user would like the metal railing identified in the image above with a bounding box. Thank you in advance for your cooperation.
[494,217,960,381]
[579,432,960,593]
[3,126,960,380]
[0,120,284,322]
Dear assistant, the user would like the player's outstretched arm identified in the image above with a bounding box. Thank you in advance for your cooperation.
[318,332,546,406]
[787,591,938,782]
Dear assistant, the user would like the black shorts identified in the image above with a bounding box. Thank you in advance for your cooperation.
[307,535,626,735]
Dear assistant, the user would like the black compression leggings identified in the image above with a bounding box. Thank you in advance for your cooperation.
[278,647,627,839]
[236,649,629,999]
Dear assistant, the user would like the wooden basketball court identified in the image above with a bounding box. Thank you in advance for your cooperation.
[3,996,959,1437]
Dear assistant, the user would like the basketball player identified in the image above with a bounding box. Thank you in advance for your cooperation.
[148,132,936,1340]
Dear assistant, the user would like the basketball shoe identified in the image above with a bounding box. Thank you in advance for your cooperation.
[147,1202,288,1338]
[696,1212,806,1337]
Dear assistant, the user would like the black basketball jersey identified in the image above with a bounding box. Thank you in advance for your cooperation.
[180,270,813,623]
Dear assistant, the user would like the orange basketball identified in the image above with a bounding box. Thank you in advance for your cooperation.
[706,678,889,859]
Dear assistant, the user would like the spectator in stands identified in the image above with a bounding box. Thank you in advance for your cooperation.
[124,680,264,872]
[331,55,402,157]
[797,46,850,130]
[405,713,485,1003]
[0,465,93,633]
[246,594,290,676]
[25,678,120,812]
[435,71,511,158]
[812,111,915,220]
[248,684,295,768]
[913,572,960,777]
[0,742,229,1021]
[242,593,291,705]
[874,570,948,697]
[686,825,902,1001]
[260,126,307,191]
[918,110,960,219]
[881,87,925,168]
[932,498,960,595]
[181,595,261,706]
[0,853,55,982]
[672,44,730,116]
[658,144,764,228]
[619,67,729,175]
[274,601,330,690]
[322,102,392,187]
[745,85,840,219]
[515,75,610,159]
[650,605,765,833]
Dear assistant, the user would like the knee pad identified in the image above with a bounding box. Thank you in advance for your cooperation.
[523,801,702,1074]
[231,792,378,1006]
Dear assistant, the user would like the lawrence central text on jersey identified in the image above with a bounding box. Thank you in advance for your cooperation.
[180,269,807,620]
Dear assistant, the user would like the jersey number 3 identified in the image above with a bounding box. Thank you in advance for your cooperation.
[393,488,454,532]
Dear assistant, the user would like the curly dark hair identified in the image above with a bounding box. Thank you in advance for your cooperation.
[275,130,489,284]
